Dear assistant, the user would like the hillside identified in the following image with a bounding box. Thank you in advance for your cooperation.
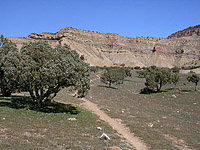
[168,25,200,39]
[7,26,200,68]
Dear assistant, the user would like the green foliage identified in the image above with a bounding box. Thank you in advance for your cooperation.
[0,35,18,96]
[187,71,200,91]
[170,67,180,86]
[171,73,180,86]
[0,34,4,47]
[171,66,180,74]
[0,36,90,108]
[134,66,141,70]
[122,67,132,77]
[19,41,90,109]
[100,67,131,87]
[138,66,179,92]
[90,66,100,73]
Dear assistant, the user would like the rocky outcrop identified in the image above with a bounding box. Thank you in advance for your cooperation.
[168,25,200,39]
[7,26,200,68]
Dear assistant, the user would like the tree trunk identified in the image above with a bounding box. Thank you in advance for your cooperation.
[36,99,42,109]
[156,85,160,92]
[195,83,198,91]
[159,81,162,92]
[109,81,111,87]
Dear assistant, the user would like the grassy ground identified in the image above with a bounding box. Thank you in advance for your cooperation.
[0,92,128,150]
[86,70,200,150]
[0,70,199,150]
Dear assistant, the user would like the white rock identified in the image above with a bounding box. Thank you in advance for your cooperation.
[106,109,110,112]
[147,123,154,127]
[68,118,77,121]
[97,127,102,130]
[172,95,176,98]
[100,133,110,140]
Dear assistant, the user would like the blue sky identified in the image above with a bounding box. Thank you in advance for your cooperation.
[1,0,200,38]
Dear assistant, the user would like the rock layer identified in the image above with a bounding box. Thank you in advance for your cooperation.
[7,26,200,68]
[168,25,200,39]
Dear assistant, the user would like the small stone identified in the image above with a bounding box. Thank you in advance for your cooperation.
[147,123,154,127]
[172,95,176,98]
[162,116,167,119]
[2,118,5,120]
[176,140,184,145]
[175,127,181,131]
[96,127,102,130]
[68,118,76,121]
[121,110,125,113]
[100,133,110,140]
[24,132,31,137]
[108,146,121,150]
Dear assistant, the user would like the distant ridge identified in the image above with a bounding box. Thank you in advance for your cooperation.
[7,25,200,68]
[168,25,200,39]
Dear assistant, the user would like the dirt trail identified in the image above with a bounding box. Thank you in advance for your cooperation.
[80,97,148,150]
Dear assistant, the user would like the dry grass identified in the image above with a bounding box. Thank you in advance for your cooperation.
[86,70,200,150]
[0,69,199,150]
[0,94,129,150]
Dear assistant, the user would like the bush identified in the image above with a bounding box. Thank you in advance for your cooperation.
[90,66,100,73]
[134,66,141,70]
[137,66,180,92]
[100,67,131,87]
[0,35,19,96]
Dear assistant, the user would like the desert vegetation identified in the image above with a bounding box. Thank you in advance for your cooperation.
[137,66,180,93]
[187,71,200,91]
[0,35,200,149]
[0,36,129,149]
[0,36,90,109]
[88,69,200,150]
[100,67,132,87]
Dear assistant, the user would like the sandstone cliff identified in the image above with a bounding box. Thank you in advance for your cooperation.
[7,26,200,68]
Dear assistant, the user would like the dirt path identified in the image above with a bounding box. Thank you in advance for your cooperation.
[80,97,148,150]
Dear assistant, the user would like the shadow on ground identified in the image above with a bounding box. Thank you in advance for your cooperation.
[98,85,119,90]
[140,88,174,94]
[0,96,79,114]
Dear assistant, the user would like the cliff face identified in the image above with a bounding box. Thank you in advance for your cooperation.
[7,26,200,68]
[168,25,200,39]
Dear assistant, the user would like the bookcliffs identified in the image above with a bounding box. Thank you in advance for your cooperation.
[7,25,200,68]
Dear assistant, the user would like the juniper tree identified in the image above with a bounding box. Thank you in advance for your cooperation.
[20,41,90,109]
[137,66,175,92]
[0,35,19,96]
[100,67,131,87]
[187,71,200,91]
[170,67,180,87]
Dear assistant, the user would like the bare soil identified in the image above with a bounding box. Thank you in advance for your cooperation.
[80,97,148,150]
